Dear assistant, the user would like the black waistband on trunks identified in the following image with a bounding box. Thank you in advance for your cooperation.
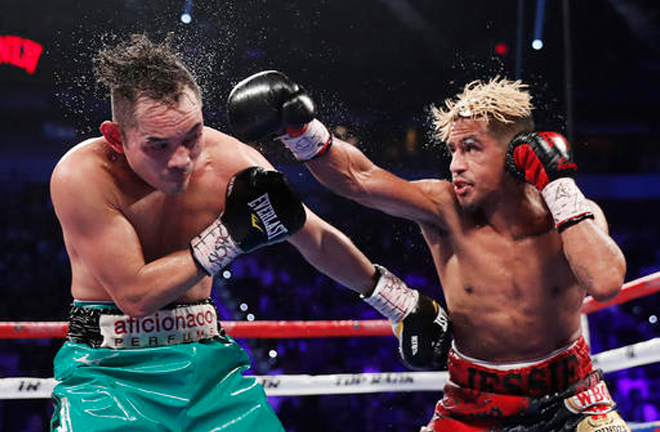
[67,298,224,349]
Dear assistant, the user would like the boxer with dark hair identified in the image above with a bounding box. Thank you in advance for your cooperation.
[49,36,448,431]
[228,72,631,431]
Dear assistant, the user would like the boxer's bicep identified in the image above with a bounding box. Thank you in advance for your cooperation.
[51,170,145,297]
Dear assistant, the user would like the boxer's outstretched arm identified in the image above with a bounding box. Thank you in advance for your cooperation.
[242,142,378,295]
[305,138,447,228]
[287,208,377,296]
[561,200,626,301]
[289,207,453,370]
[226,71,448,228]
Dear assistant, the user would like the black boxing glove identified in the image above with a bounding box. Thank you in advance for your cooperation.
[227,70,332,161]
[506,132,593,231]
[190,166,306,275]
[363,265,452,370]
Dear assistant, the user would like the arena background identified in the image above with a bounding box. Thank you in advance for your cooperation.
[1,0,659,430]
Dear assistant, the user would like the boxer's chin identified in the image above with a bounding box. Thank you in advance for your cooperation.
[456,191,474,208]
[161,176,191,195]
[459,200,477,214]
[456,193,484,214]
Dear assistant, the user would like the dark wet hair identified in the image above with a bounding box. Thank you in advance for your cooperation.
[93,34,201,129]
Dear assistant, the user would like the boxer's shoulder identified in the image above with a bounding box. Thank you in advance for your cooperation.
[51,137,130,208]
[203,126,248,152]
[204,127,272,180]
[409,178,453,201]
[54,136,105,167]
[202,126,266,167]
[411,179,460,219]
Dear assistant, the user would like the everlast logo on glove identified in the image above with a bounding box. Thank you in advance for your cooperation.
[217,166,306,256]
[247,193,288,240]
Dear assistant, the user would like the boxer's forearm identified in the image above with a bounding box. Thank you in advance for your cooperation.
[307,230,377,295]
[561,221,626,301]
[288,216,377,296]
[107,251,208,317]
[305,139,442,226]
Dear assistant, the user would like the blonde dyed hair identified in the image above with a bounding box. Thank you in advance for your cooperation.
[432,77,534,142]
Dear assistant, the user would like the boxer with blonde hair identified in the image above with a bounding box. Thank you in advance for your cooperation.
[229,72,631,431]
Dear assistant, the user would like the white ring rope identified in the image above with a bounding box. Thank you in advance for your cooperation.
[1,337,658,399]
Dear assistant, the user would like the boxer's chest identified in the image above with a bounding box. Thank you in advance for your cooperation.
[461,228,569,288]
[429,223,575,302]
[121,169,230,263]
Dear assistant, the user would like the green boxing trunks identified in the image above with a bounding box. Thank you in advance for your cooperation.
[51,299,285,432]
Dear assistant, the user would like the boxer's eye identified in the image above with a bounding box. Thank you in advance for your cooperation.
[144,139,170,152]
[462,138,481,153]
[151,142,169,151]
[184,134,201,149]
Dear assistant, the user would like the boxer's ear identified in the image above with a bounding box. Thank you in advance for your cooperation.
[100,121,124,154]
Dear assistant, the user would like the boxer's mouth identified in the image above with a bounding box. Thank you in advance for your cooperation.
[453,179,472,195]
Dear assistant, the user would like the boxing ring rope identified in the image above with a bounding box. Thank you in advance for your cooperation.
[1,337,658,400]
[1,270,659,429]
[2,271,658,340]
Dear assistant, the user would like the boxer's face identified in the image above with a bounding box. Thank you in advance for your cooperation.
[121,87,204,195]
[447,118,508,210]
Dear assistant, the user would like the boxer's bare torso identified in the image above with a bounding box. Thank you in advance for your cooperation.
[418,180,584,362]
[52,87,380,317]
[52,128,268,305]
[306,117,621,363]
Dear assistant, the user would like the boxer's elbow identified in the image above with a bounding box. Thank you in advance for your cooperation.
[114,291,157,317]
[589,284,621,302]
[115,300,149,317]
[315,165,369,201]
[588,262,626,302]
[344,165,386,208]
[121,304,154,318]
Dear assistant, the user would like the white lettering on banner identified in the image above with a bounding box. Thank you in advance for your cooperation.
[18,380,41,392]
[334,373,415,387]
[370,374,414,385]
[260,378,282,389]
[99,304,219,349]
[247,193,288,240]
[0,378,58,400]
[336,375,366,386]
[564,381,615,414]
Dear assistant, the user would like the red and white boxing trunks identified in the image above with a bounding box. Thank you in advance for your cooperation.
[422,336,631,432]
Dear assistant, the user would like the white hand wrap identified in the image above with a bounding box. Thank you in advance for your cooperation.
[541,178,593,230]
[279,119,333,161]
[190,217,242,275]
[362,265,419,323]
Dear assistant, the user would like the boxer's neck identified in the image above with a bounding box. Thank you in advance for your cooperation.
[482,180,548,238]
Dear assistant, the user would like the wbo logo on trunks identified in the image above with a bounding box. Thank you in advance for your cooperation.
[564,381,615,415]
[98,304,219,349]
